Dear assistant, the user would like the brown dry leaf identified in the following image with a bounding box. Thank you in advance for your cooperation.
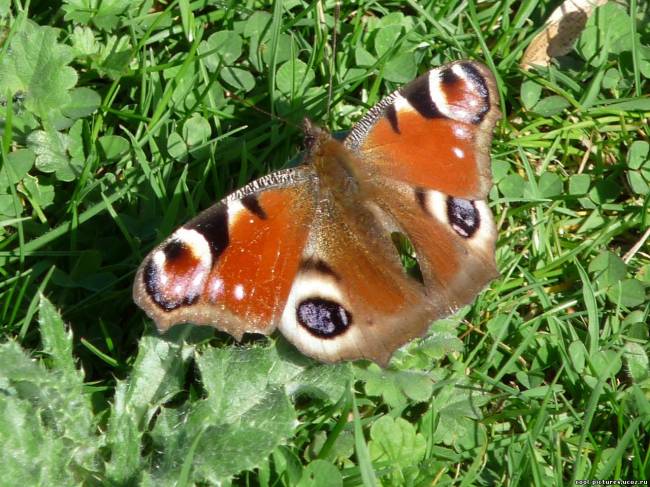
[521,0,609,68]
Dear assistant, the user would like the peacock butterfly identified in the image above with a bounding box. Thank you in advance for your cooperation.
[133,61,501,366]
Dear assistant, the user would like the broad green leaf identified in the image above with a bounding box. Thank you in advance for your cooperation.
[28,129,83,182]
[104,335,193,483]
[0,148,35,189]
[624,342,649,383]
[499,173,526,198]
[568,174,590,195]
[61,87,101,119]
[182,115,212,148]
[532,96,570,117]
[537,172,563,198]
[63,0,139,30]
[368,416,426,484]
[98,135,130,162]
[492,159,510,182]
[355,45,377,67]
[276,59,315,95]
[589,350,622,378]
[20,175,55,209]
[220,66,256,92]
[297,460,343,487]
[521,80,542,110]
[577,3,633,65]
[607,279,647,308]
[362,364,435,407]
[383,52,417,83]
[589,177,620,204]
[167,132,188,161]
[374,24,403,56]
[588,250,626,288]
[627,141,649,170]
[199,31,243,71]
[0,21,77,120]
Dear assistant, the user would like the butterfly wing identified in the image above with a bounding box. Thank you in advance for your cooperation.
[345,61,500,200]
[275,61,500,363]
[133,167,317,339]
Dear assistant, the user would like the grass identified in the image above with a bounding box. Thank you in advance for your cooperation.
[1,0,649,485]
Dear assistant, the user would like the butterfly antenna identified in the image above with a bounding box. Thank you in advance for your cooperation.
[326,1,340,122]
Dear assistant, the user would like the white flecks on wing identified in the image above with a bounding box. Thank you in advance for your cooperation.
[452,125,470,139]
[234,283,245,300]
[452,147,465,159]
[209,278,224,301]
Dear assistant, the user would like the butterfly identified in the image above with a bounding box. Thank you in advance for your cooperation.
[133,60,501,366]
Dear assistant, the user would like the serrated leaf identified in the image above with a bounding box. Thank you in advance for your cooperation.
[105,335,193,482]
[0,21,78,120]
[368,416,426,484]
[39,295,77,379]
[145,344,339,483]
[624,342,649,383]
[297,460,343,487]
[63,0,135,30]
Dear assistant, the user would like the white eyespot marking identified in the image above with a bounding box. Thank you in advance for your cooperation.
[453,147,465,159]
[279,266,364,362]
[451,63,468,80]
[227,199,246,223]
[234,283,245,300]
[418,189,496,253]
[393,93,414,113]
[172,228,212,261]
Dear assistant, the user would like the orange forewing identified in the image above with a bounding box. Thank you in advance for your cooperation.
[363,115,483,199]
[207,188,313,326]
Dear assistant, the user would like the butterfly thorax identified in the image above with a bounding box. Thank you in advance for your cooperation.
[308,130,365,204]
